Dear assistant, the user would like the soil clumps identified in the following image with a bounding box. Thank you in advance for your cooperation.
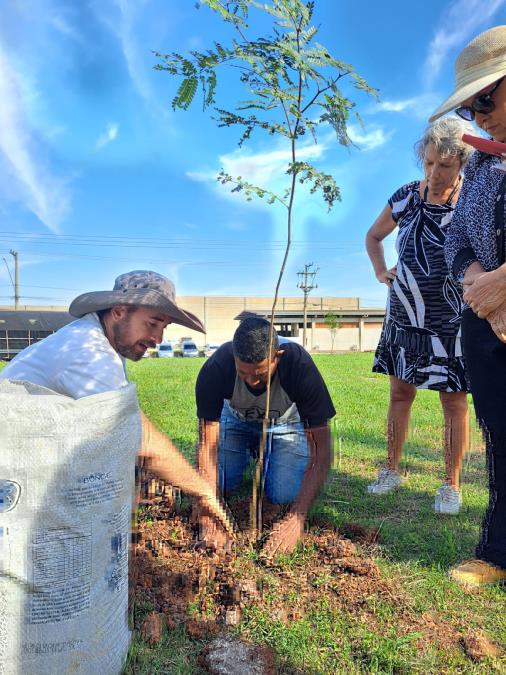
[130,485,500,668]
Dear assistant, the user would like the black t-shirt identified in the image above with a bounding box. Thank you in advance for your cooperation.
[196,341,335,427]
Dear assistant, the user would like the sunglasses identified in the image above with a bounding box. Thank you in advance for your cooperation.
[455,77,505,121]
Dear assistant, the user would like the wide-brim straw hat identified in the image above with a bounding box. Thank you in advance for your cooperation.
[429,25,506,123]
[69,270,205,333]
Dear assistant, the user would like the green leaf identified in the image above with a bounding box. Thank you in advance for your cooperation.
[172,76,198,110]
[217,170,287,207]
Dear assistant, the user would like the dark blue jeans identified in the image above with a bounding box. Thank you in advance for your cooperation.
[218,402,309,504]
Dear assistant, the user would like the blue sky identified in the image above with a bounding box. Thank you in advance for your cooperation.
[1,0,505,308]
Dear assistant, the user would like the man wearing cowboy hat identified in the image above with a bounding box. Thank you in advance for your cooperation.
[0,270,232,530]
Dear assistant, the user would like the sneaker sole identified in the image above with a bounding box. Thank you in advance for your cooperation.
[449,574,505,590]
[434,507,460,515]
[367,485,400,495]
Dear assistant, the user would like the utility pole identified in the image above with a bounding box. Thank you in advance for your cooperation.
[3,251,19,310]
[10,250,19,310]
[297,263,319,350]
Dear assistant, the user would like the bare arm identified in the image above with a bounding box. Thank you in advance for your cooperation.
[195,419,233,548]
[197,419,220,487]
[292,425,332,514]
[262,424,332,556]
[139,412,233,533]
[365,205,398,285]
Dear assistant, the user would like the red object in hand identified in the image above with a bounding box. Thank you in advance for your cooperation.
[462,134,506,156]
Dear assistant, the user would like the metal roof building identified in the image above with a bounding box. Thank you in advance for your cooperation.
[0,310,72,360]
[235,307,385,352]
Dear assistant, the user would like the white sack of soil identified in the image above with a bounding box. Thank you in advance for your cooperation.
[0,380,141,675]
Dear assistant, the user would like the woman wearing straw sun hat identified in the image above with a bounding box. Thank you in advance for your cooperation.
[431,25,506,589]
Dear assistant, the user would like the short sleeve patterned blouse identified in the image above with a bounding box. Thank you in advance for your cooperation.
[373,181,468,392]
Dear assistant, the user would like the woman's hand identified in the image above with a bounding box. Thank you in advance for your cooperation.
[487,300,506,342]
[462,261,486,295]
[376,266,397,286]
[463,268,506,318]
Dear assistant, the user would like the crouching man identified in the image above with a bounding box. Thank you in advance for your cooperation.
[0,270,231,530]
[196,317,335,556]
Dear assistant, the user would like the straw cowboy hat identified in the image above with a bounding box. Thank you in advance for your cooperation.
[430,25,506,122]
[69,270,205,333]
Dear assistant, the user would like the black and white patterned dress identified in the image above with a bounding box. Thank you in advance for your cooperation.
[373,181,468,392]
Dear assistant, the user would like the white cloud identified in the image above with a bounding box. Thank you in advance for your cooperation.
[376,98,418,113]
[186,169,215,183]
[225,221,247,231]
[187,142,326,193]
[94,0,169,119]
[347,124,390,151]
[114,0,152,103]
[48,14,84,43]
[369,93,442,120]
[95,122,119,151]
[223,143,325,186]
[424,0,506,85]
[0,44,71,233]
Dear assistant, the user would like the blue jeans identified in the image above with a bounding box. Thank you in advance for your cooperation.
[218,402,309,504]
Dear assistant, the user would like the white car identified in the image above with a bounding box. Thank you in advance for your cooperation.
[142,347,158,358]
[204,344,220,357]
[180,341,199,357]
[157,342,174,358]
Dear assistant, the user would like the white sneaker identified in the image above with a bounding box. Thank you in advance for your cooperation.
[434,484,462,515]
[367,469,401,495]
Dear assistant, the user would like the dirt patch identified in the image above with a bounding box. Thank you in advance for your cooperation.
[139,611,164,646]
[339,521,381,544]
[461,631,500,662]
[199,635,276,674]
[130,490,497,666]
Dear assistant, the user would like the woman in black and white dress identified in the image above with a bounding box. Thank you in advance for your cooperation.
[365,117,473,513]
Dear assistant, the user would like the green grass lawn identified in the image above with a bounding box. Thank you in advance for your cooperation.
[3,356,503,672]
[126,353,506,674]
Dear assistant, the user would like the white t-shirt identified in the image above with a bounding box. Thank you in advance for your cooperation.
[0,313,128,399]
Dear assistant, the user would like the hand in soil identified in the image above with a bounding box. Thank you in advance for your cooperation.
[261,512,304,557]
[198,514,233,552]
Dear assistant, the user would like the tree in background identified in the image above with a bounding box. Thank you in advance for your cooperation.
[156,0,376,538]
[324,311,341,353]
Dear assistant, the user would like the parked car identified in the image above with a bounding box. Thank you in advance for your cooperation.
[142,346,158,358]
[180,341,199,358]
[157,342,174,358]
[203,343,220,358]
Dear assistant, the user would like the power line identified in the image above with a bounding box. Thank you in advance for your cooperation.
[0,230,371,244]
[2,251,19,309]
[0,251,266,265]
[0,230,368,252]
[2,258,14,288]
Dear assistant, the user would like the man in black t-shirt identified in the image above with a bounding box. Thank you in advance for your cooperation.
[196,317,335,555]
